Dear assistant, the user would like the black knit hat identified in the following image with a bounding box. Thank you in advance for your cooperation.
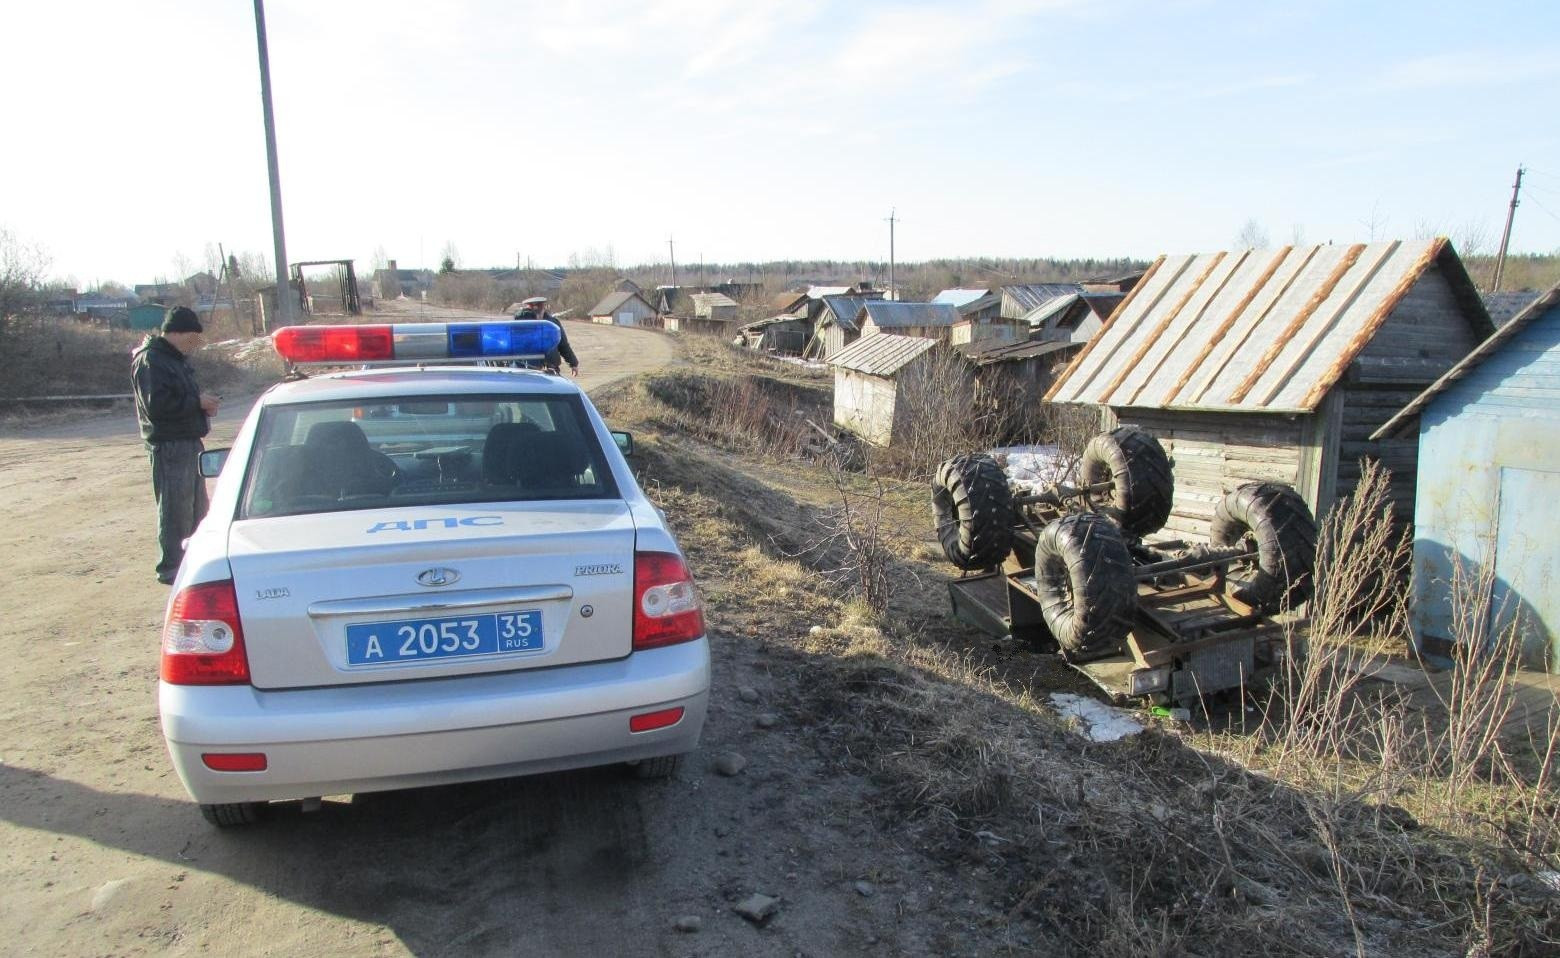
[162,306,203,333]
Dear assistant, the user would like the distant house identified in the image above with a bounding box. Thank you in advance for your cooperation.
[1024,291,1125,345]
[1046,239,1494,540]
[665,291,739,335]
[1082,271,1145,294]
[931,287,992,308]
[134,282,185,305]
[712,280,763,301]
[769,291,810,316]
[373,260,435,298]
[1373,282,1560,672]
[589,290,658,327]
[614,278,644,294]
[955,292,1002,325]
[857,301,962,341]
[829,334,943,446]
[739,315,812,355]
[999,283,1085,320]
[655,285,694,316]
[806,295,875,360]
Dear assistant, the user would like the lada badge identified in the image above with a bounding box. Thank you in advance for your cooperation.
[416,567,461,588]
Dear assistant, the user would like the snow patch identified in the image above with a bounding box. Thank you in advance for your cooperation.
[990,444,1069,496]
[1049,693,1145,742]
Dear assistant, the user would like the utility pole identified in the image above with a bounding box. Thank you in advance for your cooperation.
[885,208,897,301]
[252,0,291,331]
[1492,165,1525,293]
[668,237,677,286]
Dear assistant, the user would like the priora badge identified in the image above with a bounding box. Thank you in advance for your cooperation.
[416,567,461,588]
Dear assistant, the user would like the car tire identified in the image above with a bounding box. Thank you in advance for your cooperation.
[1211,482,1317,612]
[200,802,267,827]
[628,754,682,780]
[932,453,1015,570]
[1080,426,1173,538]
[1033,513,1136,659]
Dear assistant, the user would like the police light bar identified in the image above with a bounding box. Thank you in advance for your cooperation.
[272,321,561,365]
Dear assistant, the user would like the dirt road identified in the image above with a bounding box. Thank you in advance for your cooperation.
[0,320,932,956]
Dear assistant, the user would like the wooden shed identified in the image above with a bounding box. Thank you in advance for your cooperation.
[957,338,1082,439]
[1000,283,1085,321]
[1373,282,1560,671]
[588,290,658,327]
[1024,291,1125,345]
[858,301,962,341]
[805,295,874,360]
[1046,239,1493,541]
[829,335,941,446]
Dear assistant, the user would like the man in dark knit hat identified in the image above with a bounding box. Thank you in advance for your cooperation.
[131,306,221,584]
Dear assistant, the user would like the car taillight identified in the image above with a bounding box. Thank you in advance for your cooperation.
[161,580,251,685]
[632,552,704,650]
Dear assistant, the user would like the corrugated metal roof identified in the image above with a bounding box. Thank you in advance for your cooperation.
[808,285,853,299]
[956,338,1080,366]
[818,295,873,332]
[1023,291,1124,328]
[932,287,991,308]
[741,314,809,332]
[1002,283,1085,315]
[956,292,1001,316]
[589,290,638,315]
[1373,281,1560,439]
[828,334,937,376]
[859,301,961,328]
[1482,290,1541,327]
[690,292,737,309]
[1046,239,1489,414]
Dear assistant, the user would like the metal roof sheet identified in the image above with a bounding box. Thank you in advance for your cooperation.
[1045,239,1488,414]
[818,295,873,332]
[859,301,961,328]
[690,292,737,308]
[828,334,938,376]
[932,287,991,308]
[589,290,644,315]
[956,338,1080,366]
[1002,283,1086,314]
[808,285,853,299]
[1373,281,1560,439]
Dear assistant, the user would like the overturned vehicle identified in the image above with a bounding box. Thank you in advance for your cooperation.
[934,426,1317,704]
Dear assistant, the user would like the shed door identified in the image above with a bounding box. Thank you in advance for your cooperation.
[1494,467,1559,671]
[617,311,634,326]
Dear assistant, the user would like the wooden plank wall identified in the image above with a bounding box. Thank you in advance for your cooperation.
[1116,408,1305,542]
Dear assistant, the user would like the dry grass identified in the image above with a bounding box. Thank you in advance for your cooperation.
[603,340,1560,955]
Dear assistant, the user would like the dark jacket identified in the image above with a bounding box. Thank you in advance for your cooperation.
[517,308,578,370]
[131,335,209,443]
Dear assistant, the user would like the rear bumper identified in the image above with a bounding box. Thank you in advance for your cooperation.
[160,638,709,804]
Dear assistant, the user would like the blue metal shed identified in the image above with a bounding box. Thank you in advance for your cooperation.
[1374,282,1560,671]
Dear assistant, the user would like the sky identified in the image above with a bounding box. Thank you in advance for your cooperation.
[4,0,1558,286]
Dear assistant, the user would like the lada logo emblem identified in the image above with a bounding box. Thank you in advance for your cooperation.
[416,567,461,588]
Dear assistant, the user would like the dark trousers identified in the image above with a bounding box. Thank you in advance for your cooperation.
[149,438,209,581]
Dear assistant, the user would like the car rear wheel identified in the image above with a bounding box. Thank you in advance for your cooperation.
[200,801,268,827]
[628,754,682,779]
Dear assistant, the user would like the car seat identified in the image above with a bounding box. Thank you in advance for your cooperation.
[300,421,397,498]
[481,422,541,486]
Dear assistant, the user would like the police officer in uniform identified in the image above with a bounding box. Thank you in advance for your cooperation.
[131,306,220,584]
[516,296,578,376]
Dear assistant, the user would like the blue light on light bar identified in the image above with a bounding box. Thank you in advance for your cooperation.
[446,320,560,359]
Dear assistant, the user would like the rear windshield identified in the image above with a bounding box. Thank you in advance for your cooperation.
[238,393,619,518]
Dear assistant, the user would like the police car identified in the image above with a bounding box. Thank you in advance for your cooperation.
[158,320,709,826]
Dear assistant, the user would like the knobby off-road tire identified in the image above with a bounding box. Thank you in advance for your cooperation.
[1080,426,1174,538]
[200,801,267,827]
[1211,482,1317,612]
[1033,513,1136,659]
[932,454,1015,571]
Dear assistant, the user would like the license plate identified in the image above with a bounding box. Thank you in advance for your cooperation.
[345,609,543,666]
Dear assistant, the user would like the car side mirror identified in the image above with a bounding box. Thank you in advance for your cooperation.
[199,448,230,478]
[611,431,634,457]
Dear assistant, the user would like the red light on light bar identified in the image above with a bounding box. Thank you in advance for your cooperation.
[201,752,268,772]
[629,706,685,733]
[273,325,394,363]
